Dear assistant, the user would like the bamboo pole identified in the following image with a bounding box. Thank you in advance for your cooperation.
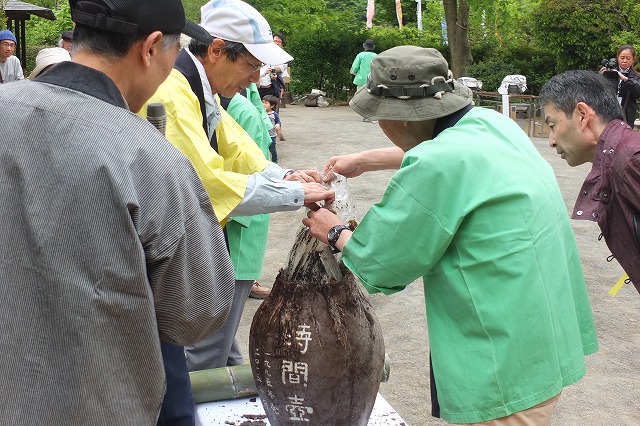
[190,365,257,404]
[191,354,391,404]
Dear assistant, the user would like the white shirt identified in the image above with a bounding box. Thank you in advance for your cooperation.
[0,55,24,83]
[259,63,288,87]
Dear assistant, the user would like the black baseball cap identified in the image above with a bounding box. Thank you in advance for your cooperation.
[70,0,213,45]
[61,30,74,40]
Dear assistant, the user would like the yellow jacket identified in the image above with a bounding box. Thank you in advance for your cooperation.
[141,69,270,223]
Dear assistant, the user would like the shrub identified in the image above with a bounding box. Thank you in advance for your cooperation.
[286,24,444,101]
[466,44,556,95]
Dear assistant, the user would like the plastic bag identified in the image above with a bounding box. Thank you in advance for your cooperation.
[284,173,357,283]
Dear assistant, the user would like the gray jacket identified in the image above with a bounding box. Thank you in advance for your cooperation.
[0,63,234,425]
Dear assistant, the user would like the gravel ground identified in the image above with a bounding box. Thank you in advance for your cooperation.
[235,103,640,426]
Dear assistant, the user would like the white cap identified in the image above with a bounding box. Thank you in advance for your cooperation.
[200,0,293,65]
[29,47,71,80]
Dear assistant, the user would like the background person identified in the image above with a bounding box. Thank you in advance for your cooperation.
[599,44,640,126]
[258,73,286,114]
[0,29,23,83]
[262,93,283,163]
[141,0,334,393]
[272,33,288,85]
[270,32,289,115]
[28,47,70,80]
[257,34,288,112]
[0,0,235,424]
[539,69,640,294]
[305,45,598,425]
[58,30,74,53]
[350,38,376,122]
[350,38,376,90]
[197,83,274,368]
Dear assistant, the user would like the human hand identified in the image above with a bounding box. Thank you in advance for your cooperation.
[323,153,366,182]
[618,71,629,81]
[301,182,335,207]
[302,207,348,245]
[260,67,272,77]
[284,169,322,183]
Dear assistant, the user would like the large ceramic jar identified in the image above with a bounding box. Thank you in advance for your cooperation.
[249,241,385,425]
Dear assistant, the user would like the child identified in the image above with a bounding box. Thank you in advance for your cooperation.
[262,94,282,163]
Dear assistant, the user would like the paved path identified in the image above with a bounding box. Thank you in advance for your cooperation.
[237,103,640,425]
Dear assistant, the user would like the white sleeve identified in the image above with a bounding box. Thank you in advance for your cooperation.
[229,172,304,216]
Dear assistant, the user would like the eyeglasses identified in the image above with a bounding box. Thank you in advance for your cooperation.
[238,51,264,73]
[1,41,16,49]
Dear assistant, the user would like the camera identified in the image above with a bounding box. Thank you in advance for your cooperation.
[601,58,617,70]
[601,58,619,81]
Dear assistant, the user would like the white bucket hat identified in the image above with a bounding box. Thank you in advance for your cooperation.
[200,0,293,65]
[29,48,71,80]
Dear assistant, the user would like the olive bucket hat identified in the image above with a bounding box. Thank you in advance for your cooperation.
[349,46,472,121]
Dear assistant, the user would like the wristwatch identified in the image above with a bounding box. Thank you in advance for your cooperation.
[327,225,351,253]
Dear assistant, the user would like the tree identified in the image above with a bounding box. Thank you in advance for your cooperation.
[24,1,72,46]
[531,0,640,71]
[443,0,473,77]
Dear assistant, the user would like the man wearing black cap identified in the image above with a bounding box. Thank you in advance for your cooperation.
[58,30,74,53]
[350,39,377,90]
[305,46,598,424]
[0,1,235,425]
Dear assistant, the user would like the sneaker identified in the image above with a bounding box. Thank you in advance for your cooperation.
[249,281,271,299]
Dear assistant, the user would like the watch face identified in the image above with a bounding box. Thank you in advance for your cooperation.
[328,225,349,247]
[328,227,339,245]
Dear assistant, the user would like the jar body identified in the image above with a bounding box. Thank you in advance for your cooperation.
[249,270,385,426]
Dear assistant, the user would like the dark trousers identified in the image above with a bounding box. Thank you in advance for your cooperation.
[157,341,196,426]
[269,137,278,163]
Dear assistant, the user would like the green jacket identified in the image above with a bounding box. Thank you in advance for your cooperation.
[343,107,598,423]
[351,51,377,86]
[224,84,272,280]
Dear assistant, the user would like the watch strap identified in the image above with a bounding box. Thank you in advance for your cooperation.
[327,224,350,253]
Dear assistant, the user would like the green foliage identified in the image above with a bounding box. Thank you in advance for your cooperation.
[13,0,640,98]
[610,31,640,56]
[284,7,445,100]
[28,1,58,8]
[373,0,421,27]
[24,44,47,75]
[466,43,556,95]
[248,0,329,36]
[468,0,535,50]
[183,1,202,22]
[368,25,443,52]
[531,0,637,71]
[286,23,360,100]
[24,2,73,47]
